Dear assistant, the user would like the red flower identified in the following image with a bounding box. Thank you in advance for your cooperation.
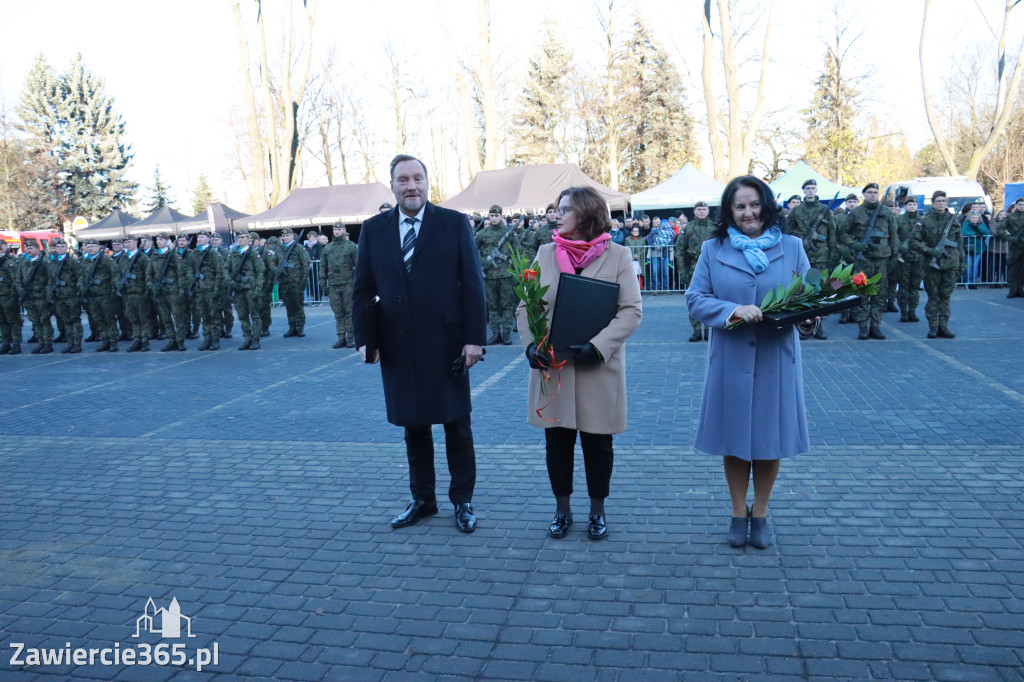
[523,268,538,281]
[852,272,867,286]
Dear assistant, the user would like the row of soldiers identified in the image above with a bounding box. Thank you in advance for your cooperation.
[0,224,331,355]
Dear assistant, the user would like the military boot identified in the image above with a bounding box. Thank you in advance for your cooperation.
[28,333,38,343]
[53,332,67,344]
[83,332,96,342]
[689,328,702,342]
[333,337,346,349]
[283,327,297,337]
[197,339,212,351]
[260,329,270,337]
[486,331,501,345]
[907,310,920,322]
[108,341,118,352]
[68,343,81,354]
[118,330,131,341]
[238,338,252,351]
[39,342,53,355]
[885,301,899,313]
[900,311,909,322]
[857,327,870,340]
[221,327,232,339]
[937,327,955,338]
[839,312,854,324]
[868,326,886,340]
[927,327,938,338]
[126,340,143,353]
[248,337,261,350]
[160,340,179,352]
[95,340,110,352]
[140,340,150,352]
[0,343,9,355]
[208,339,220,350]
[501,328,512,345]
[177,340,187,351]
[8,342,22,355]
[60,343,74,354]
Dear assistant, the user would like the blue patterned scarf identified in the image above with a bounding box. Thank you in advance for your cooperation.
[727,226,781,273]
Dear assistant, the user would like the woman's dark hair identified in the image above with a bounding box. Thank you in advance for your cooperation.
[714,175,779,242]
[557,187,612,241]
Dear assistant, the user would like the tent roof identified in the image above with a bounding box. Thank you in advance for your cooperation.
[630,163,727,210]
[440,164,630,213]
[178,202,251,235]
[234,183,394,230]
[768,160,860,203]
[73,210,140,240]
[120,206,194,237]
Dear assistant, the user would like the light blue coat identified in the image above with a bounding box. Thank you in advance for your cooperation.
[685,234,810,461]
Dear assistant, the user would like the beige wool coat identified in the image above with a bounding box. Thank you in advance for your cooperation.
[516,242,642,434]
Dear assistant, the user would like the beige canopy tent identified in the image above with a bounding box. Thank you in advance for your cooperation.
[441,164,630,214]
[233,183,394,231]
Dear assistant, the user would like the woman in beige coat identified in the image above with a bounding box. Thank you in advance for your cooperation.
[516,186,642,540]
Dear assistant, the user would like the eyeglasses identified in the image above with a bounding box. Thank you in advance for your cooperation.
[556,206,573,216]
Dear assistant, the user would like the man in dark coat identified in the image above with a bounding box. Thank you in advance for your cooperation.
[353,154,487,533]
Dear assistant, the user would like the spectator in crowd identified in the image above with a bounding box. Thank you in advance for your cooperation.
[609,219,626,246]
[989,210,1010,285]
[961,210,990,287]
[647,219,675,291]
[304,232,324,260]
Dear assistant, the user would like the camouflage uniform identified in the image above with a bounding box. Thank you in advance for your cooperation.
[0,248,22,354]
[227,242,264,349]
[18,251,55,353]
[910,208,963,336]
[257,239,280,336]
[110,247,132,340]
[318,235,358,346]
[147,244,190,351]
[786,198,836,270]
[275,232,311,336]
[49,252,83,353]
[214,244,235,336]
[1004,209,1024,297]
[116,249,152,351]
[837,201,899,336]
[141,246,163,339]
[475,219,520,343]
[177,245,200,338]
[184,241,225,350]
[677,217,714,339]
[79,250,120,351]
[523,220,555,262]
[895,211,924,321]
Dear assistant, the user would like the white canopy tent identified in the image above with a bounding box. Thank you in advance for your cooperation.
[630,163,727,211]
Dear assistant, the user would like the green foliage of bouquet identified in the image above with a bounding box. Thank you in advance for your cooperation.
[725,263,881,329]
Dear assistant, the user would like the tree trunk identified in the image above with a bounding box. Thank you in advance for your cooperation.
[736,0,776,178]
[335,100,350,185]
[278,0,317,203]
[920,0,959,176]
[319,118,333,185]
[701,0,726,181]
[478,0,500,170]
[603,0,620,190]
[435,0,481,177]
[255,0,282,204]
[228,0,269,210]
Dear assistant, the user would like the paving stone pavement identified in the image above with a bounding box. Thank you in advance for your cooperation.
[1,288,1022,681]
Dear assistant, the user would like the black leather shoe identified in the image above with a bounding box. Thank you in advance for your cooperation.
[868,326,886,340]
[454,503,476,533]
[549,513,572,539]
[587,514,608,540]
[391,500,439,529]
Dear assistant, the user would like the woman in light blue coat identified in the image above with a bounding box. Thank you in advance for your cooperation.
[686,176,816,549]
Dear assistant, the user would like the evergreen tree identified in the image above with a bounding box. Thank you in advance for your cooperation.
[510,17,572,166]
[802,47,865,186]
[613,15,696,193]
[191,173,214,215]
[16,53,136,222]
[145,165,173,213]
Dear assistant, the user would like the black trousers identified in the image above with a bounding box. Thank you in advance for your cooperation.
[544,427,614,499]
[404,413,476,506]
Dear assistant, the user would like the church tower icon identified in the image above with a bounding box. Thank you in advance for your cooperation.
[134,597,196,638]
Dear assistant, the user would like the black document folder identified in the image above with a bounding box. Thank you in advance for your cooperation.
[548,273,619,353]
[364,295,380,363]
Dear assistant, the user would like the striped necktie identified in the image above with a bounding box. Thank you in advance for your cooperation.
[402,217,417,272]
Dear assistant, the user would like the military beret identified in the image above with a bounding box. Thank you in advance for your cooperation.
[488,204,503,214]
[123,234,138,241]
[846,193,858,201]
[266,236,280,244]
[23,238,40,248]
[787,195,800,203]
[50,237,65,245]
[210,233,222,240]
[931,190,947,201]
[882,199,895,207]
[111,237,124,244]
[82,238,98,245]
[862,182,879,193]
[379,202,393,211]
[802,179,817,189]
[280,227,294,235]
[197,230,210,237]
[694,201,709,208]
[902,196,918,205]
[176,234,188,240]
[154,233,169,239]
[235,231,250,238]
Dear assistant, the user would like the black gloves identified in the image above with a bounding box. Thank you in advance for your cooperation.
[568,342,602,365]
[525,343,550,370]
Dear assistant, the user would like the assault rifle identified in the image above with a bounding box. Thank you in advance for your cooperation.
[116,249,143,297]
[230,243,256,302]
[151,248,176,307]
[855,203,885,262]
[79,252,106,307]
[273,230,305,284]
[928,214,959,270]
[486,222,518,268]
[18,255,46,306]
[46,255,70,305]
[186,246,212,298]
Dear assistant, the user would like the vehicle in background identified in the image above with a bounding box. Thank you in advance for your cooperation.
[0,230,65,253]
[883,177,992,214]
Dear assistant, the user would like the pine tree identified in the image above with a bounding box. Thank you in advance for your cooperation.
[191,173,214,215]
[614,15,696,193]
[802,47,865,186]
[16,52,136,222]
[145,166,173,213]
[510,17,572,166]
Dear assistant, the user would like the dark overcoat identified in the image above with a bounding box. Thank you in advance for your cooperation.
[685,234,810,461]
[352,203,487,427]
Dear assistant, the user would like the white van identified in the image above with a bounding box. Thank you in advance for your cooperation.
[883,177,992,213]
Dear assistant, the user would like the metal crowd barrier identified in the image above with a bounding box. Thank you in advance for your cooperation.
[958,235,1009,287]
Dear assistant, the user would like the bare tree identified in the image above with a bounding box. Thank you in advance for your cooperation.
[435,0,482,178]
[921,0,1024,181]
[229,0,269,210]
[596,0,623,189]
[476,0,500,169]
[700,0,778,180]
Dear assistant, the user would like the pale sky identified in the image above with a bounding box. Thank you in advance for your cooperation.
[0,0,1017,216]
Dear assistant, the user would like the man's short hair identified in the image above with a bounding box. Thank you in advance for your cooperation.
[545,203,556,212]
[389,154,428,180]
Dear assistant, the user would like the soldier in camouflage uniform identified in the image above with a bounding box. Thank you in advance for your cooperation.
[679,201,715,341]
[909,191,963,338]
[0,240,22,354]
[895,197,923,322]
[319,222,358,348]
[78,239,120,352]
[116,236,151,352]
[185,230,225,351]
[475,204,520,345]
[785,180,836,340]
[147,233,189,351]
[522,204,557,262]
[257,236,279,337]
[836,183,899,340]
[275,227,311,337]
[210,233,235,338]
[18,239,54,354]
[226,231,264,350]
[833,194,859,324]
[109,237,132,341]
[175,234,200,340]
[881,201,901,313]
[48,238,83,354]
[1004,197,1024,298]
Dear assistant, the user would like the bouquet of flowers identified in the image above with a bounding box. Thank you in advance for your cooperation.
[508,248,565,398]
[725,263,881,329]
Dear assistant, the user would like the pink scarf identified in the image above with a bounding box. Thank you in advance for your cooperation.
[552,232,611,274]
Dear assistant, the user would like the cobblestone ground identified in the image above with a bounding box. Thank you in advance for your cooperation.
[1,289,1022,681]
